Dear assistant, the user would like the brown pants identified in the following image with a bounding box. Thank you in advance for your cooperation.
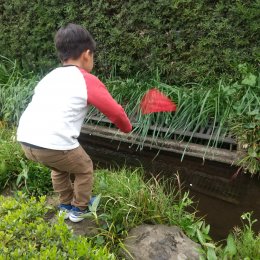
[21,144,93,210]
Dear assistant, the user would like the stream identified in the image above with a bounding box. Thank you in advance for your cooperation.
[79,132,260,241]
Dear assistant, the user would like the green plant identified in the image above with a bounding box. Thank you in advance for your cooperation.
[91,168,211,256]
[85,67,259,175]
[217,212,260,259]
[80,194,104,225]
[0,1,259,84]
[90,168,260,258]
[0,56,38,125]
[229,66,260,175]
[0,126,52,196]
[0,192,115,259]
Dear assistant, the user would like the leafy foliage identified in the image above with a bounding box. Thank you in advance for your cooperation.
[0,126,52,196]
[229,65,260,175]
[217,212,260,259]
[0,193,115,259]
[0,1,259,84]
[1,55,259,174]
[87,68,260,174]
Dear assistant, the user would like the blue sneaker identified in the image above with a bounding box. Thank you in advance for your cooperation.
[58,204,72,219]
[69,196,96,223]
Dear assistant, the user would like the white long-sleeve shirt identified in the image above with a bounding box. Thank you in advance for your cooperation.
[17,66,132,150]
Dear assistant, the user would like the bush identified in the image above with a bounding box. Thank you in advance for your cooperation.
[0,193,115,259]
[0,1,259,84]
[0,126,52,196]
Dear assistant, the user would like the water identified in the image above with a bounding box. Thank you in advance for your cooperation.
[79,133,260,241]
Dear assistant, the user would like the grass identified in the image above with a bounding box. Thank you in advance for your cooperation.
[94,168,203,233]
[0,125,259,258]
[87,70,260,174]
[102,75,258,145]
[217,212,260,259]
[1,165,259,259]
[0,56,39,125]
[0,55,259,175]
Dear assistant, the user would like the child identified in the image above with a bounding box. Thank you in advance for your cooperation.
[17,23,132,222]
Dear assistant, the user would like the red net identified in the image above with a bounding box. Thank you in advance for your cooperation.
[140,88,177,114]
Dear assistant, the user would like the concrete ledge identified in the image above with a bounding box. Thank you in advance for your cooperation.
[81,124,239,165]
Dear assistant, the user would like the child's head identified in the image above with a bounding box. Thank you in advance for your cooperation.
[55,23,96,72]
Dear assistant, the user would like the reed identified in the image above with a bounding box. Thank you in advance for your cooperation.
[0,56,39,125]
[86,73,259,165]
[1,56,259,174]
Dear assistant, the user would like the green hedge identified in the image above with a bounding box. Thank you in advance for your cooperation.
[0,194,115,259]
[0,0,259,84]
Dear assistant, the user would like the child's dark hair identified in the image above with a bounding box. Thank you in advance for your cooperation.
[55,23,96,62]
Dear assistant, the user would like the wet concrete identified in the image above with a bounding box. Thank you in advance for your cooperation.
[79,132,260,242]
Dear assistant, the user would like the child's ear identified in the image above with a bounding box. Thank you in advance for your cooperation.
[81,50,88,61]
[84,50,92,59]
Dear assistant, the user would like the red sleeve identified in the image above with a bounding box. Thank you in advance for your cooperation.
[79,68,132,133]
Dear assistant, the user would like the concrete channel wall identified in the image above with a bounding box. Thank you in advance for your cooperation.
[81,124,239,165]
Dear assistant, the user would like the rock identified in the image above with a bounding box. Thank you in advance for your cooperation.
[122,224,201,260]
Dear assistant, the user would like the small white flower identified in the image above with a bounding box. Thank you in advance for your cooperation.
[242,143,249,149]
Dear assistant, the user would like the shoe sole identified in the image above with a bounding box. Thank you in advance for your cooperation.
[69,215,84,223]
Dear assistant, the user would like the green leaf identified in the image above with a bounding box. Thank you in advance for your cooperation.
[248,147,257,158]
[196,229,205,244]
[206,247,217,260]
[95,235,105,246]
[244,123,256,129]
[89,194,101,212]
[203,242,216,248]
[241,73,257,87]
[255,114,260,120]
[16,174,22,185]
[203,224,210,235]
[224,234,237,256]
[247,109,259,116]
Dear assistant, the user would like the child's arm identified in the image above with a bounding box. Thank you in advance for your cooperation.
[81,71,132,133]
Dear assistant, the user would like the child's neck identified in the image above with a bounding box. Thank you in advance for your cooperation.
[63,59,82,68]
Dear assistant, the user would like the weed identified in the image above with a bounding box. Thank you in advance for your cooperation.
[91,168,212,256]
[217,212,260,259]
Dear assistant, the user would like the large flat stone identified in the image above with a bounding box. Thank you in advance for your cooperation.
[122,224,201,260]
